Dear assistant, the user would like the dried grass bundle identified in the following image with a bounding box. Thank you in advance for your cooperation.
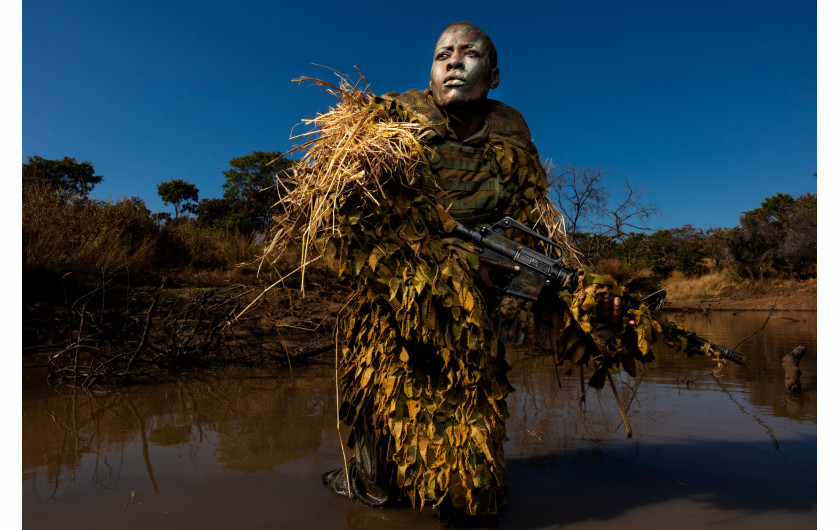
[533,192,585,268]
[261,70,430,287]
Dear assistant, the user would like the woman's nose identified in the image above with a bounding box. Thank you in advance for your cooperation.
[447,55,463,70]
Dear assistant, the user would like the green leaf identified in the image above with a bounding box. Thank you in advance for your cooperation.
[413,263,430,295]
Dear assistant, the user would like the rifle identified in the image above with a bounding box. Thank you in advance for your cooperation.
[451,216,746,365]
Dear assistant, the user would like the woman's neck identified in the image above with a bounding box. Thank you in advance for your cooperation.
[443,101,486,143]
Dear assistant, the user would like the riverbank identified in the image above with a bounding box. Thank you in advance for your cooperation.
[660,273,816,311]
[22,269,816,385]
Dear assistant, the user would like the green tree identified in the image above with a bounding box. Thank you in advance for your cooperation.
[572,232,616,263]
[195,198,247,233]
[781,193,817,276]
[613,225,708,279]
[22,156,103,197]
[221,151,293,233]
[630,230,674,277]
[720,192,817,279]
[668,225,708,276]
[673,241,707,276]
[157,178,199,219]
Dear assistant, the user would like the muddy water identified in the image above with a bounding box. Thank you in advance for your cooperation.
[22,311,816,529]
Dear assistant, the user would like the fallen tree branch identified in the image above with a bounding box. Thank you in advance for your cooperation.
[732,301,776,351]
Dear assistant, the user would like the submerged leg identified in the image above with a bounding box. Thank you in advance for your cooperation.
[323,422,403,507]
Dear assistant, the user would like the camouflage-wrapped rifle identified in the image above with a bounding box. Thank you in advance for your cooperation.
[452,216,746,365]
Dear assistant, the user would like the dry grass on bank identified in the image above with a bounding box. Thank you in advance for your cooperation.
[23,185,267,290]
[661,271,731,300]
[660,271,816,311]
[23,186,157,278]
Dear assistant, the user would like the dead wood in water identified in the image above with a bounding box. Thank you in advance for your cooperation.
[782,345,807,394]
[41,270,339,386]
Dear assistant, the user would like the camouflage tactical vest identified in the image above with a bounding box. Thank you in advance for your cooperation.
[422,142,505,226]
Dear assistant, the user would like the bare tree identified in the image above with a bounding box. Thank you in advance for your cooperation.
[595,176,660,241]
[547,165,659,243]
[547,165,609,239]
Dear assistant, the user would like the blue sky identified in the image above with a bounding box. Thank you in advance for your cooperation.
[22,0,816,231]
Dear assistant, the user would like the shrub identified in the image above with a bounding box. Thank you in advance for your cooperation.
[154,219,262,272]
[23,185,155,280]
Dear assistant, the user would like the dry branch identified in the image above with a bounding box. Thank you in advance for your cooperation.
[44,275,297,385]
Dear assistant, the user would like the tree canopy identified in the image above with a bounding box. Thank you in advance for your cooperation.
[196,151,292,234]
[157,179,199,218]
[22,156,103,197]
[722,193,817,279]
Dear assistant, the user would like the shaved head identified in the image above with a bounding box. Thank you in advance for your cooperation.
[438,22,497,68]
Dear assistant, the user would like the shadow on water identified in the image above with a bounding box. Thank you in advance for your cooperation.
[501,436,816,529]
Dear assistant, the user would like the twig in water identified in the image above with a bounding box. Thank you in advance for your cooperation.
[607,370,632,439]
[275,326,294,378]
[712,374,787,460]
[614,370,646,433]
[732,302,776,351]
[122,490,135,507]
[122,276,166,375]
[526,426,543,441]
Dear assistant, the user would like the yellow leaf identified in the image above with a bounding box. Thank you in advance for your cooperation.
[407,399,421,419]
[463,290,475,312]
[419,436,429,460]
[360,366,374,388]
[437,204,457,233]
[430,444,446,469]
[367,249,380,269]
[413,263,430,295]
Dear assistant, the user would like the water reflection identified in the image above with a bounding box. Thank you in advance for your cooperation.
[22,311,816,529]
[23,367,335,501]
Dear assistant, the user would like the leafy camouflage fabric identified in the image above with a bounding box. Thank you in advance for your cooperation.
[316,89,669,514]
[315,89,568,515]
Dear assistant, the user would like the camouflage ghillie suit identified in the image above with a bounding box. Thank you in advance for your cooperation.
[319,88,642,516]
